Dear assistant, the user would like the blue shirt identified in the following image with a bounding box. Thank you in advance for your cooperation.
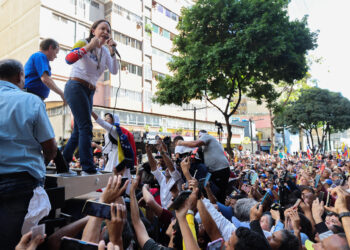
[24,51,51,99]
[0,80,55,181]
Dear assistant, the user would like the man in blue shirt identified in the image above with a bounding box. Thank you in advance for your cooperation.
[24,38,65,101]
[0,59,57,249]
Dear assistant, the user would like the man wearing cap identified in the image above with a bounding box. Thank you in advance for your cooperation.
[176,130,230,203]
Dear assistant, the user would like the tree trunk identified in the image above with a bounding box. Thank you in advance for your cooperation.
[309,129,316,154]
[224,115,233,159]
[328,127,331,152]
[269,108,275,154]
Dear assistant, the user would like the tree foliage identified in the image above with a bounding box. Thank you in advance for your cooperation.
[153,0,317,156]
[275,87,350,153]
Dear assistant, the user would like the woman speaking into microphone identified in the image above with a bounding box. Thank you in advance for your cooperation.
[63,19,119,174]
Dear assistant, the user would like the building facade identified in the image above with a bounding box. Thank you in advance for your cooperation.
[0,0,244,144]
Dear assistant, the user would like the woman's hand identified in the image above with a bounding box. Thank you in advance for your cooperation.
[86,37,102,51]
[107,38,117,55]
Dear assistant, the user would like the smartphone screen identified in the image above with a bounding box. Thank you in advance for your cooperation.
[261,192,270,205]
[326,191,330,207]
[60,236,100,250]
[204,173,212,187]
[318,191,325,202]
[314,174,321,188]
[82,200,113,220]
[207,238,223,250]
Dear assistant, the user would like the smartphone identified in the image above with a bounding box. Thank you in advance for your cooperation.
[251,172,259,185]
[314,174,321,188]
[326,191,331,207]
[168,190,191,211]
[60,236,100,250]
[204,173,212,187]
[260,192,270,205]
[318,191,325,202]
[207,238,224,250]
[82,200,114,220]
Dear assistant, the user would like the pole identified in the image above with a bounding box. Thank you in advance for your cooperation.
[282,126,286,151]
[250,119,253,152]
[194,106,196,140]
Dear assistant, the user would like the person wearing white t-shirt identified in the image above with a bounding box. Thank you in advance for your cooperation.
[63,19,119,174]
[146,142,181,209]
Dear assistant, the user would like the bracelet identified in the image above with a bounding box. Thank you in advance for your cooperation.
[339,212,350,222]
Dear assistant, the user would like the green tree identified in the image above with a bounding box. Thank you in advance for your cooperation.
[268,73,312,153]
[153,0,317,156]
[276,87,350,153]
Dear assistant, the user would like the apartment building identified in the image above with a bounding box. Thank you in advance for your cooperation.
[0,0,244,145]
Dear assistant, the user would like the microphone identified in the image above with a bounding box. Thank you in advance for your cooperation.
[112,45,121,59]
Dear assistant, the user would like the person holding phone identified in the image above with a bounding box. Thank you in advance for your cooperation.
[63,19,119,174]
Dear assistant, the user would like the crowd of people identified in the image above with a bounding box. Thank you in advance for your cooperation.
[0,18,349,250]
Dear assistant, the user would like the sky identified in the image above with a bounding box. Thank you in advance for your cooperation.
[288,0,350,99]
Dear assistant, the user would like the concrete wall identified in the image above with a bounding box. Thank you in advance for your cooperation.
[0,0,41,63]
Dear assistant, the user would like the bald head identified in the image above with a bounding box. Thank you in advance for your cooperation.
[0,59,24,88]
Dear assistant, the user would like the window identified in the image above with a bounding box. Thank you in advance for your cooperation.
[157,4,163,13]
[154,3,179,22]
[104,70,110,81]
[91,1,99,9]
[152,23,174,40]
[114,31,142,50]
[113,4,142,24]
[163,30,170,39]
[137,66,142,76]
[152,24,159,33]
[165,9,171,17]
[121,61,142,77]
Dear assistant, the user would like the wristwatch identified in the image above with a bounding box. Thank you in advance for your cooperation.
[187,209,194,215]
[339,212,350,222]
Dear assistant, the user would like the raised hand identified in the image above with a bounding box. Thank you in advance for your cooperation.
[100,176,129,204]
[325,187,350,214]
[250,203,263,222]
[106,203,126,246]
[312,198,324,223]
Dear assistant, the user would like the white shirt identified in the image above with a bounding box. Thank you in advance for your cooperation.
[151,168,182,209]
[196,198,237,241]
[70,41,119,86]
[96,117,119,172]
[175,145,194,155]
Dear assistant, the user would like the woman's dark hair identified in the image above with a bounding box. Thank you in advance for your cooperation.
[278,229,299,250]
[86,19,111,42]
[104,113,114,122]
[40,38,59,51]
[298,212,313,240]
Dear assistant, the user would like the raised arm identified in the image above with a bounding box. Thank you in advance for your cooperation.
[197,199,222,241]
[177,140,205,148]
[130,176,150,248]
[47,216,90,250]
[175,190,200,250]
[146,144,157,172]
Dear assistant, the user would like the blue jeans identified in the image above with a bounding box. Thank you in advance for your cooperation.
[63,80,96,173]
[0,172,36,249]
